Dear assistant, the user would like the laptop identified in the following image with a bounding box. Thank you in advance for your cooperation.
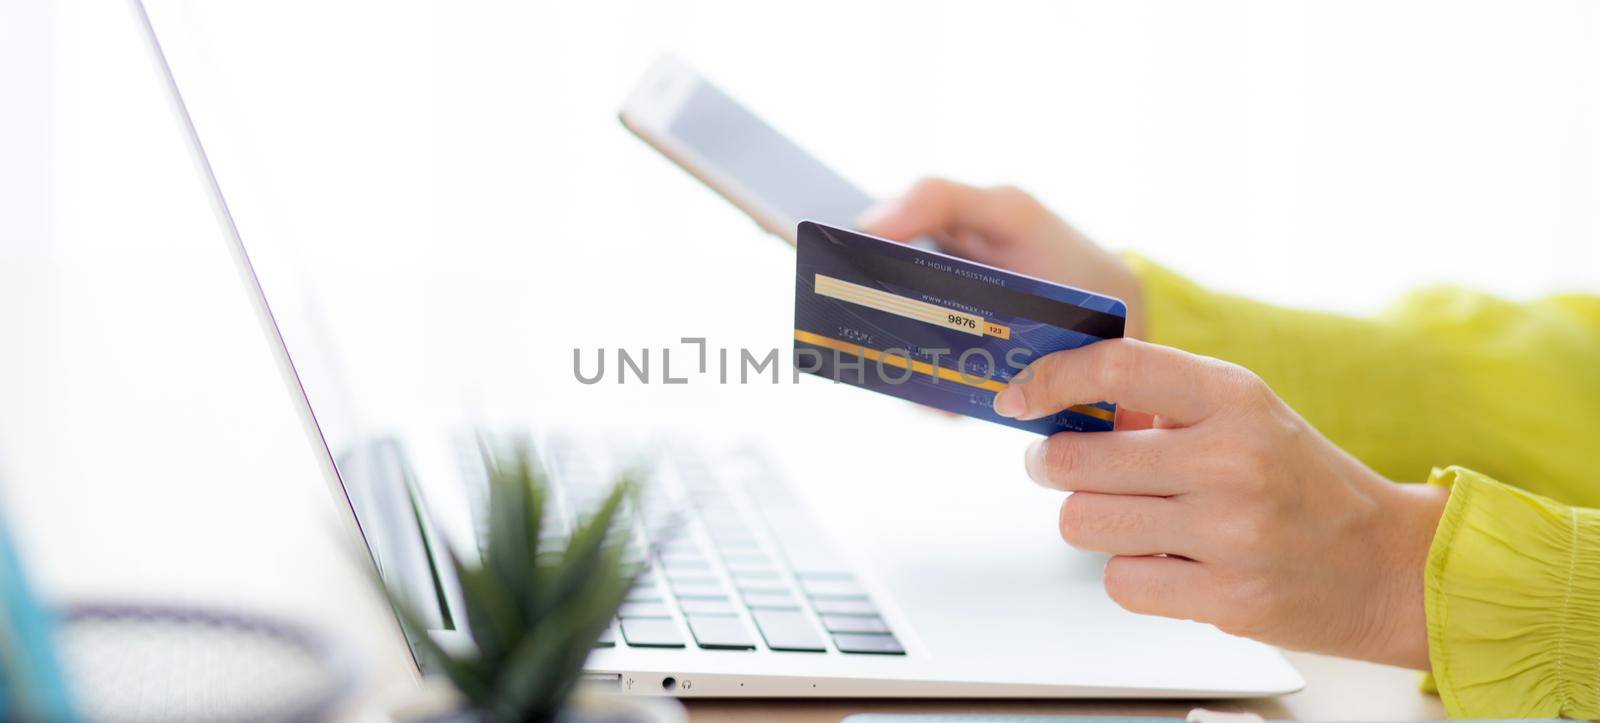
[133,1,1303,699]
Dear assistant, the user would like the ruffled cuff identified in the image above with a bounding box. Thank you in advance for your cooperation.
[1425,466,1600,718]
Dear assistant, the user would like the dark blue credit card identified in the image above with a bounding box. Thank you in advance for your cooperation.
[793,221,1126,434]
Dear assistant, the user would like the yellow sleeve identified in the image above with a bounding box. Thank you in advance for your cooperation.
[1425,466,1600,719]
[1126,255,1600,716]
[1126,254,1600,506]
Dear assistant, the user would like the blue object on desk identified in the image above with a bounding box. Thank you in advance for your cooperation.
[0,501,78,720]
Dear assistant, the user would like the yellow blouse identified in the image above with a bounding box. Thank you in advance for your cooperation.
[1127,256,1600,718]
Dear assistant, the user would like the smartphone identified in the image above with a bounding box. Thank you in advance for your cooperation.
[619,55,877,246]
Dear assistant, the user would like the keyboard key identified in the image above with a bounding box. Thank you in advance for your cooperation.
[624,590,663,603]
[659,538,701,553]
[722,554,774,571]
[665,570,715,583]
[687,615,758,650]
[662,558,711,574]
[788,561,851,578]
[742,591,801,610]
[618,601,670,618]
[595,626,616,647]
[821,615,890,634]
[811,598,878,616]
[832,633,905,655]
[679,597,739,615]
[669,578,727,598]
[658,550,707,564]
[795,571,854,581]
[800,578,866,599]
[750,609,826,652]
[620,618,686,648]
[665,573,715,586]
[736,577,790,591]
[730,569,781,584]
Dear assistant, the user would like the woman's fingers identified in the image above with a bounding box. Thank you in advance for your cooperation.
[1058,493,1196,558]
[1025,429,1190,496]
[997,338,1243,428]
[1112,407,1157,430]
[1102,554,1216,621]
[857,177,974,241]
[858,177,1048,243]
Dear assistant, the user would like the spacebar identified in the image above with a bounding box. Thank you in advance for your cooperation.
[750,609,826,652]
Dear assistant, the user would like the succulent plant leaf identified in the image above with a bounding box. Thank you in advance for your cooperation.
[485,459,537,609]
[495,567,633,722]
[449,547,522,667]
[537,479,633,617]
[382,435,641,721]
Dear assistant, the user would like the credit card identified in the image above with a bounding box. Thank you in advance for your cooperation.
[793,221,1126,434]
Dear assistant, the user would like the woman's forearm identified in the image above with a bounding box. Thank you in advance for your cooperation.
[1127,254,1600,505]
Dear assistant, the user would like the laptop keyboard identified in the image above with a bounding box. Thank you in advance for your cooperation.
[537,438,906,656]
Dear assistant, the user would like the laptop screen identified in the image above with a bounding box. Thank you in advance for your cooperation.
[134,0,451,638]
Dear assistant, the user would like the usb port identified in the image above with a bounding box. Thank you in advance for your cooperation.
[579,673,623,691]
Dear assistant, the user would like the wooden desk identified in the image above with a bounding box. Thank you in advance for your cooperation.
[684,651,1446,722]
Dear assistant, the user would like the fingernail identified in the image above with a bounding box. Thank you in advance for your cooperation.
[1024,438,1049,485]
[856,200,901,232]
[993,385,1025,418]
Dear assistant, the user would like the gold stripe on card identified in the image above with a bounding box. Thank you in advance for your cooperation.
[792,329,1114,423]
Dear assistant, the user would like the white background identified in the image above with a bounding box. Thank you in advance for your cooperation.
[1,0,1596,712]
[137,0,1600,429]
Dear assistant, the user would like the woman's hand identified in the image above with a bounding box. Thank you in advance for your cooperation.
[998,338,1450,669]
[860,178,1146,338]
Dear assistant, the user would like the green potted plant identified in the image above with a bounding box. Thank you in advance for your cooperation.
[382,439,682,723]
